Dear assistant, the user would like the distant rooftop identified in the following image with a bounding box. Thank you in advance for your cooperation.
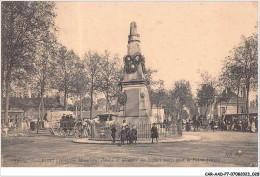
[1,97,62,110]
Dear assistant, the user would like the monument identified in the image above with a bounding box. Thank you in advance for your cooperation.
[118,22,152,123]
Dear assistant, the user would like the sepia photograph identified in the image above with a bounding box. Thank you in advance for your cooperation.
[1,1,259,176]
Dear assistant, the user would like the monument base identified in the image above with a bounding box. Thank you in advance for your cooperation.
[118,80,151,123]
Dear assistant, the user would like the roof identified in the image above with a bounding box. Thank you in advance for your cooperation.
[1,97,62,110]
[216,91,246,104]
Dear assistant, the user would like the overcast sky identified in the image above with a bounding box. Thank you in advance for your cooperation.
[55,1,257,97]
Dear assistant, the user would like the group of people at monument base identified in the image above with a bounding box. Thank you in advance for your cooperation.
[110,120,159,145]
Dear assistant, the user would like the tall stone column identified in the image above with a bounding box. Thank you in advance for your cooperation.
[117,22,151,124]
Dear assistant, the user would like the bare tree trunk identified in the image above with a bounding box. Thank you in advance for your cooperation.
[90,76,94,119]
[40,94,44,121]
[64,90,67,111]
[4,80,10,126]
[180,106,183,120]
[204,105,209,119]
[80,93,82,120]
[105,91,109,112]
[236,86,240,115]
[246,81,250,124]
[4,52,12,127]
[157,102,159,122]
[4,11,14,126]
[38,83,45,133]
[75,93,78,119]
[1,69,5,99]
[37,100,41,134]
[64,59,68,111]
[220,101,222,116]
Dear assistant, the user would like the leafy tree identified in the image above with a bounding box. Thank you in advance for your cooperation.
[30,32,58,133]
[92,98,107,111]
[1,2,56,125]
[220,59,244,115]
[98,51,122,112]
[163,91,176,121]
[54,45,80,111]
[197,83,215,118]
[173,80,193,120]
[83,51,103,119]
[70,60,89,119]
[185,98,198,117]
[199,71,221,95]
[182,110,189,119]
[81,97,91,111]
[144,68,158,94]
[232,34,257,121]
[150,80,166,116]
[220,33,257,122]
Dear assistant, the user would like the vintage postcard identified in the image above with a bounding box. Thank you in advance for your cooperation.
[1,1,259,176]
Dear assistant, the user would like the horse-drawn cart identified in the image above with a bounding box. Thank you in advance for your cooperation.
[49,115,90,138]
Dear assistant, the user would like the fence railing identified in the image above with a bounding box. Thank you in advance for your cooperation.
[91,122,178,140]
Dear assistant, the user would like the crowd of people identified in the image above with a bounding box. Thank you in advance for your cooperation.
[61,114,74,121]
[184,115,258,133]
[110,120,159,145]
[1,118,31,137]
[209,116,258,133]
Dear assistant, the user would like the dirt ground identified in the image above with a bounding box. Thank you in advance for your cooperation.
[1,131,258,167]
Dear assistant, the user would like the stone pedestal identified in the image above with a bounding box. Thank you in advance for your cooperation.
[118,81,151,123]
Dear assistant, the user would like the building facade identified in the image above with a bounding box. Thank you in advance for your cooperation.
[214,93,247,117]
[1,108,25,125]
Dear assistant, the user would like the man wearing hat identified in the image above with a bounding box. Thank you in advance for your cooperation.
[151,123,158,143]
